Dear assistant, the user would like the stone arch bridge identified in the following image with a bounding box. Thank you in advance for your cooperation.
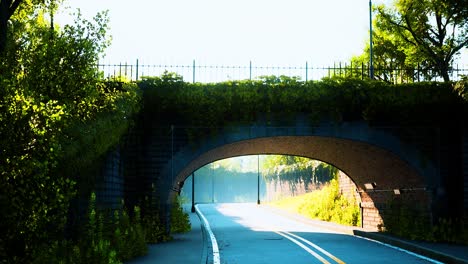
[94,114,468,231]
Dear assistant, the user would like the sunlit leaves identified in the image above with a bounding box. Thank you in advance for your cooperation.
[374,0,468,81]
[272,179,360,226]
[0,2,139,262]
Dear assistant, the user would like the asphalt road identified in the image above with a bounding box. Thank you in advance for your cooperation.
[197,203,442,264]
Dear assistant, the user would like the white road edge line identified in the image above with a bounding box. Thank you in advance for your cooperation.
[355,235,444,264]
[282,231,346,264]
[275,231,332,264]
[195,204,220,264]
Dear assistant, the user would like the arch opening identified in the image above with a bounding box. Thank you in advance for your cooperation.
[168,136,431,231]
[179,154,363,227]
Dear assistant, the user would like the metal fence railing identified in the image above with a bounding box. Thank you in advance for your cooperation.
[98,60,468,83]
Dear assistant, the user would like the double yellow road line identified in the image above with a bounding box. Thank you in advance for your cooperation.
[275,231,346,264]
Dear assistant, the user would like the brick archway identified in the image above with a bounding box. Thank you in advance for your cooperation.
[170,136,431,230]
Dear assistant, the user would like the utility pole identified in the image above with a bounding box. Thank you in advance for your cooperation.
[369,0,374,80]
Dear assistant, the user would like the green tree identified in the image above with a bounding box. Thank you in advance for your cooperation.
[351,26,418,83]
[0,3,125,261]
[0,0,63,55]
[374,0,468,82]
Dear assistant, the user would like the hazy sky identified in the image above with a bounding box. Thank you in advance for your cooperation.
[55,0,388,66]
[56,0,466,68]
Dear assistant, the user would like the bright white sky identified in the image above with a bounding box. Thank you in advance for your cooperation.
[56,0,466,69]
[56,0,396,67]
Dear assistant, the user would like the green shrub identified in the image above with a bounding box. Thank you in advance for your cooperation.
[32,240,81,264]
[141,184,172,243]
[140,74,466,131]
[78,193,121,264]
[171,197,191,233]
[383,199,468,245]
[272,179,360,226]
[111,205,147,261]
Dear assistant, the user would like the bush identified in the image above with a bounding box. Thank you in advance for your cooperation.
[111,205,147,261]
[272,179,361,226]
[384,199,468,245]
[30,193,151,263]
[171,197,191,233]
[139,74,467,131]
[141,185,172,243]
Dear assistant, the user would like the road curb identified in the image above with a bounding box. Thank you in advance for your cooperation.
[194,205,210,264]
[198,213,209,264]
[353,230,468,264]
[195,204,220,264]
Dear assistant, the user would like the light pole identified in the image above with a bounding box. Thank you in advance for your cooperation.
[257,155,260,205]
[191,173,195,213]
[211,163,214,203]
[369,0,374,80]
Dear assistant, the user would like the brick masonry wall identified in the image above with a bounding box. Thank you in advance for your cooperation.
[96,147,124,210]
[338,170,361,203]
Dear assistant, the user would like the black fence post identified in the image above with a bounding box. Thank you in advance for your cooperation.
[136,59,139,81]
[192,60,196,83]
[119,62,122,81]
[417,63,420,82]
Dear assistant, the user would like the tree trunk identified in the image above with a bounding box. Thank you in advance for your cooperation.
[0,0,10,56]
[437,60,451,82]
[440,65,451,82]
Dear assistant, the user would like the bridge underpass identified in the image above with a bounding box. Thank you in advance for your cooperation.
[93,79,468,236]
[167,133,429,230]
[180,154,362,221]
[112,118,463,233]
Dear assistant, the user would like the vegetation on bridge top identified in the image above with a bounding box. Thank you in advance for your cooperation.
[140,72,467,130]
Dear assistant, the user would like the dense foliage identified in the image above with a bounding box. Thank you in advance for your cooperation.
[383,199,468,245]
[262,156,360,226]
[170,197,191,233]
[32,193,147,264]
[140,72,467,130]
[352,0,468,82]
[30,193,192,263]
[0,6,142,263]
[261,155,337,189]
[272,178,361,227]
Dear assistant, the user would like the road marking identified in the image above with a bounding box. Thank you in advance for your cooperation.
[276,231,332,264]
[355,235,444,264]
[282,231,346,264]
[195,204,220,264]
